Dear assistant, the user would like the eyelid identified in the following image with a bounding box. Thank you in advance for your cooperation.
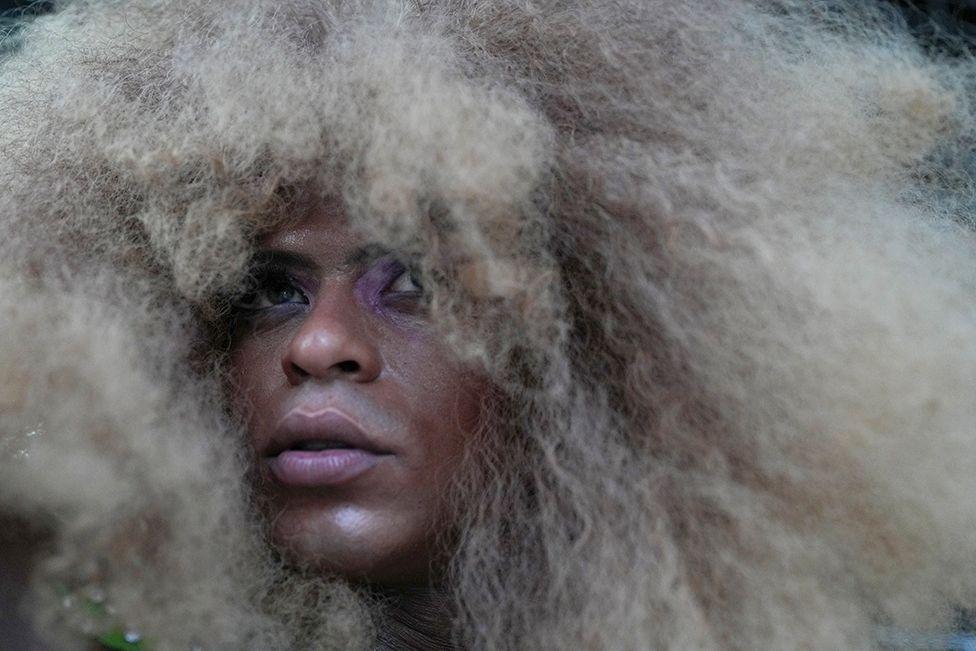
[379,256,423,292]
[233,263,310,311]
[264,262,313,293]
[253,258,294,276]
[249,250,318,276]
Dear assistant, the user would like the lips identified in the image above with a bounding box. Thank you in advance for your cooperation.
[264,408,391,487]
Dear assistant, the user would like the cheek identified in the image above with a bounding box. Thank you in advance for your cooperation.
[227,337,285,442]
[388,342,486,472]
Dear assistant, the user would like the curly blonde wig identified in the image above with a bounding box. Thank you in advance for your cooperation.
[2,1,976,649]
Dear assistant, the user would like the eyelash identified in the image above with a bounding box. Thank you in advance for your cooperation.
[383,260,424,297]
[232,266,309,312]
[231,260,424,314]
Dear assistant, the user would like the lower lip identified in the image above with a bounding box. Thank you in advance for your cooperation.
[267,449,382,487]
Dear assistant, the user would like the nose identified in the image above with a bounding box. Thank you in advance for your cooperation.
[281,284,382,385]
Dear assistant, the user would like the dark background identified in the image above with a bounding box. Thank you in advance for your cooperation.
[0,1,974,10]
[1,0,976,33]
[2,1,976,53]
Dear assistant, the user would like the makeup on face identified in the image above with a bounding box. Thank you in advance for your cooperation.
[227,207,489,584]
[231,247,425,332]
[265,407,391,488]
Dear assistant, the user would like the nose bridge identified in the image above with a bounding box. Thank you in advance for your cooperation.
[282,281,381,384]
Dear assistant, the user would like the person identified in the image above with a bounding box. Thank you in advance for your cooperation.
[226,197,495,647]
[1,0,976,649]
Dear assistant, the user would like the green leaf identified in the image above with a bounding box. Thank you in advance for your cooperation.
[96,628,147,651]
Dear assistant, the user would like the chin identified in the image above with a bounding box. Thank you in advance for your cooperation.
[270,504,431,585]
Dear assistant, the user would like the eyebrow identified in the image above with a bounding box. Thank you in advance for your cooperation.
[250,243,393,274]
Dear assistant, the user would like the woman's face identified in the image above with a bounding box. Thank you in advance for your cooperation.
[227,202,487,585]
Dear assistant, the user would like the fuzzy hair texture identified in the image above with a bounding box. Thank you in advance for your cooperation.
[1,0,976,649]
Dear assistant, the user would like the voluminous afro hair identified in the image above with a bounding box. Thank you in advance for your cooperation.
[2,1,976,649]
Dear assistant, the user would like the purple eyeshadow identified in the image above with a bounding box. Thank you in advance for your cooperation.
[355,257,405,309]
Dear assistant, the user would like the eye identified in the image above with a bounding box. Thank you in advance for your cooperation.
[232,269,309,311]
[386,264,424,295]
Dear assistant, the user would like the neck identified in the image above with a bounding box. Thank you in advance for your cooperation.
[373,584,457,650]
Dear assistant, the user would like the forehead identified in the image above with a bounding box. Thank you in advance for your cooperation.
[258,200,378,272]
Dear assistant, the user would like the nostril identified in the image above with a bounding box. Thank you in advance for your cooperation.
[336,360,360,374]
[288,360,310,379]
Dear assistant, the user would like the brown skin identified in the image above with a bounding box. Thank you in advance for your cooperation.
[227,202,487,592]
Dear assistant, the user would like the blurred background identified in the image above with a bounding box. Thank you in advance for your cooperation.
[0,1,971,52]
[1,0,976,47]
[0,0,975,32]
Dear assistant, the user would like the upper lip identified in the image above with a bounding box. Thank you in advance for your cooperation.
[264,408,389,457]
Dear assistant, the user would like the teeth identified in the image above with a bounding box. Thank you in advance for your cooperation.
[293,440,351,451]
